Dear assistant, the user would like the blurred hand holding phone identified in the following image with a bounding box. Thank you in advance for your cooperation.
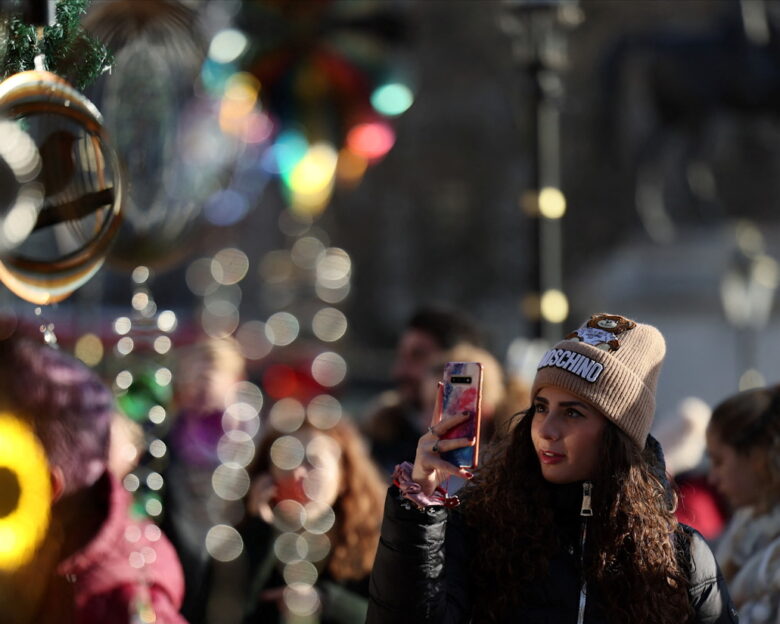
[439,361,483,470]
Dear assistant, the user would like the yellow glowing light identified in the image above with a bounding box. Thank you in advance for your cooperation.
[74,333,104,367]
[538,187,566,219]
[290,144,338,217]
[0,412,51,570]
[540,289,569,323]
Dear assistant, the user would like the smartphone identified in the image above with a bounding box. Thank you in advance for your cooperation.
[439,361,483,470]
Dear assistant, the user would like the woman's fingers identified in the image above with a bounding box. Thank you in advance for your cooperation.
[428,410,472,437]
[430,381,444,428]
[427,456,473,480]
[428,436,475,454]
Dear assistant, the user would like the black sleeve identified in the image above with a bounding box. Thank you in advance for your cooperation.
[684,527,740,624]
[366,487,473,624]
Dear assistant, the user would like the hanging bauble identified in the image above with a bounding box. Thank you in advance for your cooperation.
[0,119,44,254]
[82,0,243,272]
[0,70,122,305]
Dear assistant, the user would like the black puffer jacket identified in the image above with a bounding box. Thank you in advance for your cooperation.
[367,482,739,624]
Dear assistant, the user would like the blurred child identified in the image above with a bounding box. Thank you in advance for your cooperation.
[654,397,728,541]
[161,336,246,623]
[707,384,780,623]
[241,418,385,623]
[0,334,186,624]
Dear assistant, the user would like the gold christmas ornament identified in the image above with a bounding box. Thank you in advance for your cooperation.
[0,70,122,305]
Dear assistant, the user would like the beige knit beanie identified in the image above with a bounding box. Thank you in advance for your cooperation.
[530,313,666,448]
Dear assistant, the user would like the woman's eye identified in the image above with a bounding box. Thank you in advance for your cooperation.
[566,408,584,419]
[533,403,546,414]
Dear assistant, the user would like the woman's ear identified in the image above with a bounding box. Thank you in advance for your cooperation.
[50,466,65,502]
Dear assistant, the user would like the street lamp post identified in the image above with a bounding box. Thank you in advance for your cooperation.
[498,0,582,343]
[719,220,779,390]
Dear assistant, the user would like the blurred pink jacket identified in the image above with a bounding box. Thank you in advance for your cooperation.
[38,473,188,624]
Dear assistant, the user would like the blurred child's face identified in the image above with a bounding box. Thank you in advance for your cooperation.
[706,428,766,510]
[270,429,342,515]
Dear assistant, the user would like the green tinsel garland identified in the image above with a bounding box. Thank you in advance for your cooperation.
[0,0,112,90]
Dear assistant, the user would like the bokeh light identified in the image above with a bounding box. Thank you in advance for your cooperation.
[291,237,326,270]
[157,310,178,333]
[346,121,395,161]
[216,430,255,468]
[274,532,308,564]
[74,333,104,366]
[269,398,306,433]
[302,503,335,534]
[201,299,240,338]
[316,247,351,288]
[270,435,305,471]
[205,524,244,562]
[265,129,308,177]
[311,352,347,387]
[283,583,320,617]
[370,83,414,116]
[301,532,331,562]
[307,394,342,430]
[212,248,249,285]
[540,289,569,324]
[289,143,338,217]
[211,464,251,501]
[538,187,566,219]
[272,500,306,532]
[265,312,299,346]
[315,280,351,304]
[284,560,318,586]
[186,258,220,296]
[123,473,140,493]
[209,28,249,64]
[232,381,264,412]
[311,307,348,342]
[149,439,167,459]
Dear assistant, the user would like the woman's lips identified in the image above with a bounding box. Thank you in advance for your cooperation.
[538,449,565,465]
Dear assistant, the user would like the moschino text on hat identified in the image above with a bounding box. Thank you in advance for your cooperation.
[537,348,604,383]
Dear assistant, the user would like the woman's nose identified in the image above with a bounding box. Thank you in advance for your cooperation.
[538,413,561,440]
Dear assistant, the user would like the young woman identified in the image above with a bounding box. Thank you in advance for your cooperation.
[368,313,738,623]
[241,417,386,623]
[707,384,780,623]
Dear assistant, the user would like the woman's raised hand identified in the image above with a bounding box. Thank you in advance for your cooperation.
[247,473,277,524]
[412,382,475,496]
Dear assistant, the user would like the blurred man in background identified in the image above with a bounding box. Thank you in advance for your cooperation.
[361,305,484,476]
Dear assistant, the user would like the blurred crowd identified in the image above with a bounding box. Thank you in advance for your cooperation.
[2,304,780,623]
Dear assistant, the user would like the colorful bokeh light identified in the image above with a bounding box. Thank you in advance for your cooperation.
[346,121,395,161]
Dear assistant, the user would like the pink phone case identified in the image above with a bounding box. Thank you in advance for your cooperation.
[439,361,483,469]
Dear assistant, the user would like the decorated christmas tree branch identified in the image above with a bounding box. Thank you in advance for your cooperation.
[0,0,112,89]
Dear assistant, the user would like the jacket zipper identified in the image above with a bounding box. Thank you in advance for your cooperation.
[577,481,592,624]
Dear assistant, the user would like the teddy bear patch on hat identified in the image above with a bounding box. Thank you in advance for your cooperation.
[564,313,636,352]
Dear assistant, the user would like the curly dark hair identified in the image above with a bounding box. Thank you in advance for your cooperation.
[460,409,693,623]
